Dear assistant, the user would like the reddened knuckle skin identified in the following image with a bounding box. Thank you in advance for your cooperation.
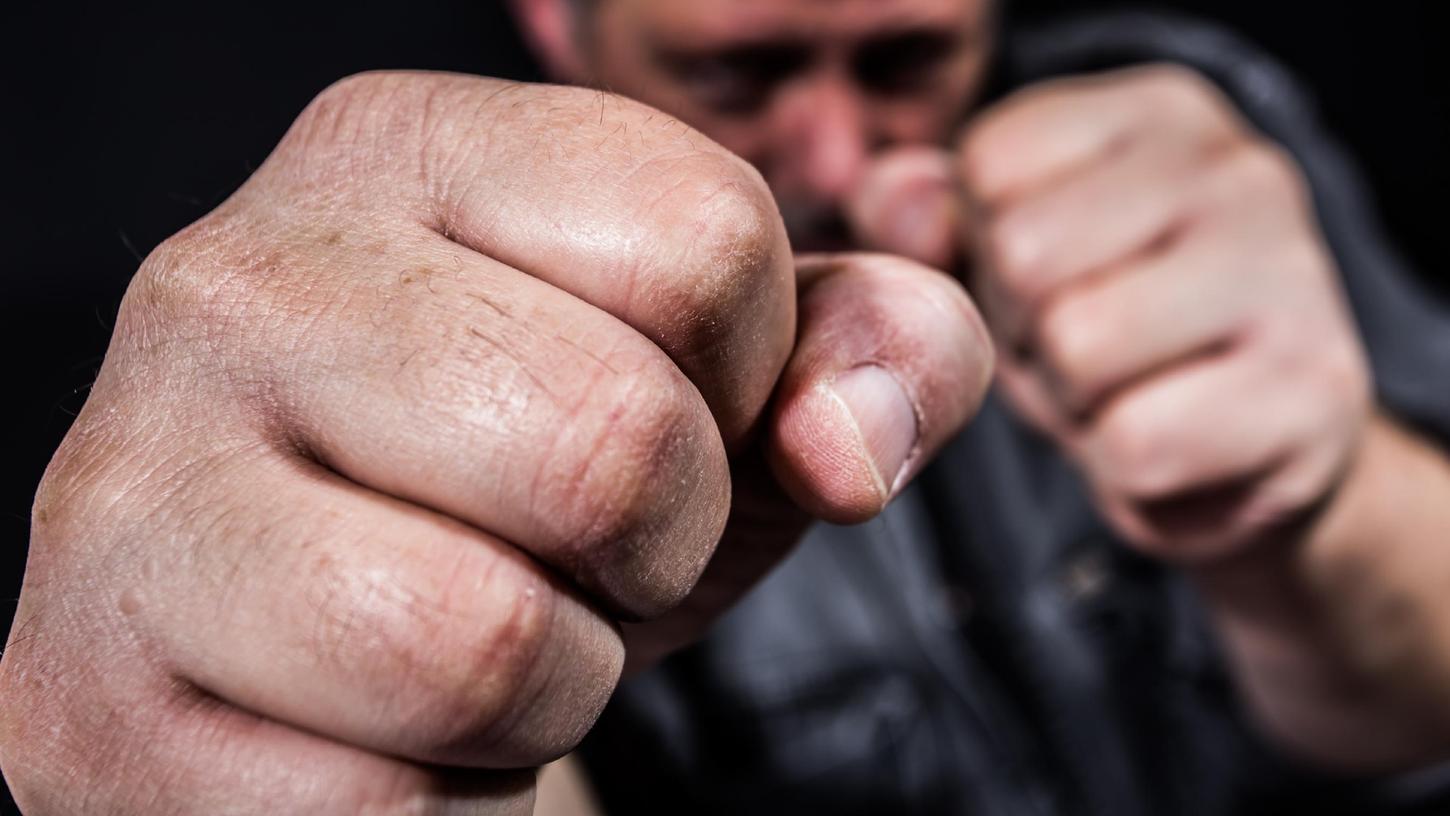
[312,553,556,759]
[664,155,788,338]
[621,145,793,443]
[419,587,556,759]
[539,363,725,617]
[609,373,722,602]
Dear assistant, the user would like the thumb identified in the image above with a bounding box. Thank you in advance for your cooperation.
[770,253,995,523]
[618,253,993,672]
[847,145,964,271]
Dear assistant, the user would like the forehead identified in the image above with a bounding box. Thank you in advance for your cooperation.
[607,0,987,46]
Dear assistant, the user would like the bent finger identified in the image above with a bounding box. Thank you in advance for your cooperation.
[770,253,994,523]
[136,444,622,769]
[847,145,964,271]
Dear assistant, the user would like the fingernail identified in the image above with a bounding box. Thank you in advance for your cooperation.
[829,365,920,501]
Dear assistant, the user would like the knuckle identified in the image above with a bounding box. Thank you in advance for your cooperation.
[1138,63,1222,119]
[126,229,223,325]
[538,362,723,612]
[1096,413,1144,476]
[311,550,555,756]
[1316,338,1372,412]
[289,71,409,156]
[654,154,789,353]
[982,215,1044,302]
[1219,141,1306,204]
[1036,296,1105,392]
[126,207,298,340]
[1095,408,1176,499]
[957,82,1049,200]
[1267,467,1328,521]
[1139,62,1204,92]
[956,124,1000,197]
[31,399,156,555]
[283,71,447,191]
[413,588,553,756]
[119,217,304,379]
[31,448,91,547]
[1269,233,1333,294]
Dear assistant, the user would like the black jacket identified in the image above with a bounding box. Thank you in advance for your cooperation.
[579,12,1450,816]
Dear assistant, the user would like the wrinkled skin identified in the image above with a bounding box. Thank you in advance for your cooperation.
[7,0,1447,812]
[874,65,1371,561]
[0,73,990,814]
[514,0,1430,771]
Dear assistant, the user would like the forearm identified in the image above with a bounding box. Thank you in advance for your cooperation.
[1194,412,1450,771]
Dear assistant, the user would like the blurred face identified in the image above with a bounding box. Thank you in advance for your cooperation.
[576,0,995,250]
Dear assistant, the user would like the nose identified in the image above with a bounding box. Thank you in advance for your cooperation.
[780,75,871,205]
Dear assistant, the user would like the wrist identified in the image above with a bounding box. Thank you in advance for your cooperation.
[1192,410,1450,710]
[1188,408,1405,603]
[1183,413,1450,769]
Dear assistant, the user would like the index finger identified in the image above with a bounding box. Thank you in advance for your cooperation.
[265,72,796,446]
[957,64,1236,207]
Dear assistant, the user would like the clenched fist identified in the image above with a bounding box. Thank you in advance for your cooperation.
[965,65,1370,558]
[854,65,1371,560]
[0,73,991,814]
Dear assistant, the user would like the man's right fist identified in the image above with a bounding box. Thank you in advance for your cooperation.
[0,73,991,815]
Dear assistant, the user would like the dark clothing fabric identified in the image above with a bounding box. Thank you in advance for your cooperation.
[578,12,1450,816]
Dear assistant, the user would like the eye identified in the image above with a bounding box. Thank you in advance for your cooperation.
[660,45,808,115]
[854,30,961,95]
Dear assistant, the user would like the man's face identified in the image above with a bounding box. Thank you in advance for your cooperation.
[577,0,995,250]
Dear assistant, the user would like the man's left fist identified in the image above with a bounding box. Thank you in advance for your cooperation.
[959,64,1371,560]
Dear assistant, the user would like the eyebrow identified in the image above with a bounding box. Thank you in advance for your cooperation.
[858,26,964,60]
[647,22,969,69]
[649,37,812,73]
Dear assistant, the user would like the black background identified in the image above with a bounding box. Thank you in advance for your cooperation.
[1,1,1443,810]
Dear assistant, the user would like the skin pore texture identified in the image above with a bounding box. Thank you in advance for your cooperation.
[2,1,1449,814]
[520,0,1450,772]
[0,65,990,816]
